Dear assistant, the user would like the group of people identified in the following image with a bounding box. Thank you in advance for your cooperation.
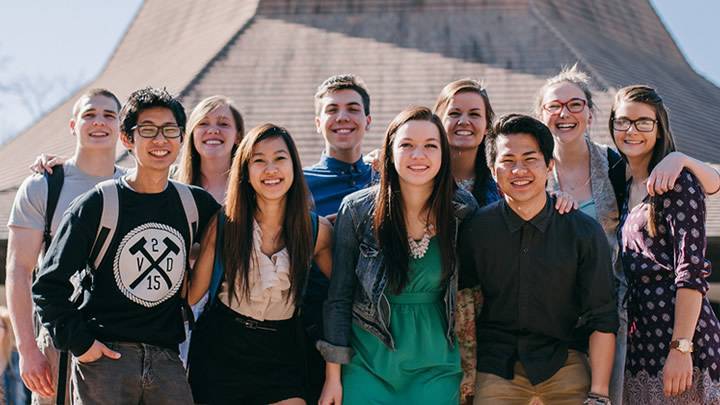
[3,68,719,405]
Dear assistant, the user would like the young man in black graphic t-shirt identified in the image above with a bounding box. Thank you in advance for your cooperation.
[33,88,219,405]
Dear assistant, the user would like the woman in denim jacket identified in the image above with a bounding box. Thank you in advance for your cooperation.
[317,106,479,405]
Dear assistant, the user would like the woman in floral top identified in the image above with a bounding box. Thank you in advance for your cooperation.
[613,85,720,404]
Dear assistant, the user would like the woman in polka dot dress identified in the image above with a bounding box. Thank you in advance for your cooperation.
[612,85,720,404]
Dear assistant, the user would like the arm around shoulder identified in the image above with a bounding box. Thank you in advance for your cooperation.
[648,152,720,196]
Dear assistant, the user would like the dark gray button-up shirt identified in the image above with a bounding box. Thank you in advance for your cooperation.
[459,194,618,384]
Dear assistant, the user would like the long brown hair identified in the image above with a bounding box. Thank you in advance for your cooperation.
[178,96,245,186]
[433,79,496,206]
[609,85,676,236]
[223,124,312,305]
[373,106,457,293]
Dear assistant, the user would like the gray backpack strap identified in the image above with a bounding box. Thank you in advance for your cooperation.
[170,180,198,247]
[89,179,120,271]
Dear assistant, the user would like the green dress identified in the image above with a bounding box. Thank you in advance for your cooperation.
[342,238,461,404]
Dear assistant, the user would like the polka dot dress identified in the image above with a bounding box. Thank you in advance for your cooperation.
[619,171,720,404]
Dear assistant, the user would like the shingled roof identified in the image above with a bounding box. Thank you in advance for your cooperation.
[1,0,719,238]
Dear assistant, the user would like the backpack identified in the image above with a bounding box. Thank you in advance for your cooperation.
[87,179,199,272]
[42,168,200,262]
[41,166,70,405]
[42,166,65,253]
[64,179,199,303]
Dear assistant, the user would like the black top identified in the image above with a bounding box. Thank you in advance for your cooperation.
[33,180,219,356]
[458,194,618,385]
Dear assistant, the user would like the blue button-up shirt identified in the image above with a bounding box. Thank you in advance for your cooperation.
[303,153,374,216]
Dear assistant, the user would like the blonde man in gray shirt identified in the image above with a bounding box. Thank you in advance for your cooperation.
[5,89,124,404]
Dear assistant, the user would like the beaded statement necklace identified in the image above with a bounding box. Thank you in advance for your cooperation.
[408,224,434,259]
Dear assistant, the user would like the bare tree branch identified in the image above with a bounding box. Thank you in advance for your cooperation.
[0,43,84,143]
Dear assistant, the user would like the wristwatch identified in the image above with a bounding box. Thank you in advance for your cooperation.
[584,392,611,405]
[670,338,693,353]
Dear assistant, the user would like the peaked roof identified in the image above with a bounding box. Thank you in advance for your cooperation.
[1,0,719,237]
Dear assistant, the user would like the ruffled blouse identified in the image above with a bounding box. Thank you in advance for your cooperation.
[218,221,295,321]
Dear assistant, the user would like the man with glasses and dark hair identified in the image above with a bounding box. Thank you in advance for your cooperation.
[32,87,219,404]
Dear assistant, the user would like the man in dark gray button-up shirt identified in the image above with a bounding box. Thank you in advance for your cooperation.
[459,114,618,405]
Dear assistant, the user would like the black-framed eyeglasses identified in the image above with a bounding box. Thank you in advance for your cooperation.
[612,118,657,132]
[131,124,184,139]
[542,98,587,114]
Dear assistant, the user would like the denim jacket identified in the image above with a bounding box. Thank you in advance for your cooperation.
[317,186,479,364]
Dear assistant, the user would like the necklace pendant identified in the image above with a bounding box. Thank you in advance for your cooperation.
[408,226,432,259]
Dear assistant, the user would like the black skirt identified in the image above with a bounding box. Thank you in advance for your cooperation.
[191,302,306,405]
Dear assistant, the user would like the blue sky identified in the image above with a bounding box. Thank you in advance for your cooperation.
[0,0,717,143]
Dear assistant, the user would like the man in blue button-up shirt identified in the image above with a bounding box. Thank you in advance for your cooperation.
[302,74,374,402]
[304,74,374,218]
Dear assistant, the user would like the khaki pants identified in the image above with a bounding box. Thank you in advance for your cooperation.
[474,350,590,405]
[33,327,71,405]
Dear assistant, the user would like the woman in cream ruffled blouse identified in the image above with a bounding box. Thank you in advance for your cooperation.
[189,124,332,405]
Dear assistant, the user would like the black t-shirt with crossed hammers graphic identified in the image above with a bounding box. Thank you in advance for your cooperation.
[33,179,219,357]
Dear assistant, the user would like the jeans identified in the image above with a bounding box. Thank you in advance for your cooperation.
[72,342,192,405]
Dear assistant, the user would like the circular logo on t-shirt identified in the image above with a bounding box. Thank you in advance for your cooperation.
[113,223,186,307]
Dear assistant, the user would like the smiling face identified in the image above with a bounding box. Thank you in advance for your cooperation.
[248,136,294,202]
[392,120,443,190]
[442,91,488,151]
[612,100,658,162]
[540,82,592,145]
[122,107,182,174]
[315,89,371,160]
[192,105,239,160]
[71,94,120,150]
[491,133,552,205]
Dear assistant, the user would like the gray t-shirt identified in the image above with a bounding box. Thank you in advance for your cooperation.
[8,160,125,236]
